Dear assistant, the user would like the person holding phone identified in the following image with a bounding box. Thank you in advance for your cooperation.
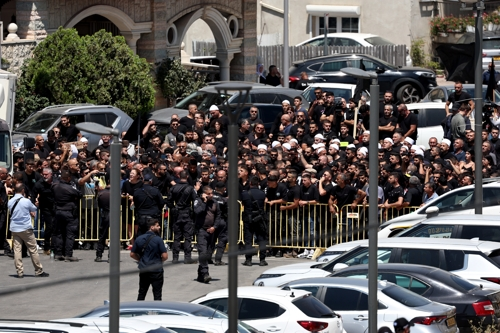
[265,65,283,87]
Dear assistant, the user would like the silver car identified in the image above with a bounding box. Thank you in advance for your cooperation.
[283,277,458,333]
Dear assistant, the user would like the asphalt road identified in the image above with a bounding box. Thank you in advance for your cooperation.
[0,248,305,319]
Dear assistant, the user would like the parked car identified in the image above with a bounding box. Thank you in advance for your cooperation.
[456,31,500,70]
[12,104,133,151]
[378,180,500,238]
[0,321,100,333]
[52,317,176,333]
[405,102,446,148]
[296,33,412,66]
[191,286,345,333]
[282,277,459,333]
[138,315,259,333]
[331,264,500,333]
[288,54,437,103]
[253,238,500,290]
[420,84,500,103]
[75,300,228,319]
[301,83,369,104]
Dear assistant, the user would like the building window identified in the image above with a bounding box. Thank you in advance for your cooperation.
[342,18,359,32]
[317,16,359,35]
[319,17,337,34]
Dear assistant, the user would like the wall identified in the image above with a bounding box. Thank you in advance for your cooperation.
[1,40,36,75]
[182,19,214,57]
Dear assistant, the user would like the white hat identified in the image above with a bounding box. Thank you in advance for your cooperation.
[441,139,451,147]
[271,141,281,148]
[410,145,418,151]
[314,133,326,140]
[290,138,298,144]
[332,138,341,143]
[404,137,415,145]
[414,149,424,157]
[312,144,319,150]
[347,144,356,149]
[329,144,339,151]
[282,143,291,150]
[363,130,370,135]
[257,144,267,151]
[383,138,394,145]
[80,137,88,143]
[359,147,369,155]
[317,147,326,154]
[282,100,290,105]
[209,105,219,111]
[400,145,409,152]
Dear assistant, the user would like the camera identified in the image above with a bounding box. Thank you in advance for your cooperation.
[334,98,344,113]
[97,172,107,177]
[483,102,494,117]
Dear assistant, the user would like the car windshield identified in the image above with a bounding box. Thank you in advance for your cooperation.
[364,36,395,46]
[381,285,431,307]
[293,295,335,318]
[301,86,363,103]
[447,87,500,101]
[396,224,454,238]
[191,307,228,319]
[483,39,500,49]
[174,91,231,111]
[15,113,60,133]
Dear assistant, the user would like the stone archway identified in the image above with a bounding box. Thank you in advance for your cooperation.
[165,6,242,81]
[64,5,153,53]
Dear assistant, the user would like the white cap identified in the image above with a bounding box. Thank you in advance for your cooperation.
[329,144,339,151]
[363,130,370,135]
[282,143,291,150]
[441,138,451,147]
[414,149,424,157]
[410,145,418,151]
[359,147,369,155]
[317,147,326,154]
[383,138,394,145]
[332,138,341,143]
[80,137,88,143]
[282,100,290,105]
[272,141,281,148]
[257,144,267,151]
[404,137,415,145]
[347,144,356,149]
[400,145,409,152]
[314,133,326,140]
[209,105,219,111]
[290,138,298,144]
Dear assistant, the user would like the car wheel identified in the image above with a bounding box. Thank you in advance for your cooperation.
[397,84,421,104]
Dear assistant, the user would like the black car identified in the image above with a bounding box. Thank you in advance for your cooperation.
[331,263,500,333]
[289,54,437,103]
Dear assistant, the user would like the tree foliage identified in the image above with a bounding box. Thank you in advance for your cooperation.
[156,58,207,105]
[15,27,155,123]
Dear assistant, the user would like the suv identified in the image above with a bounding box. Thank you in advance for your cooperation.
[289,54,437,103]
[457,31,500,70]
[12,104,133,151]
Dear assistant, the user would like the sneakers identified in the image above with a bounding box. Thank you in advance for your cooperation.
[16,274,23,278]
[55,255,65,261]
[275,250,282,257]
[242,260,252,266]
[214,261,227,266]
[307,249,315,259]
[197,274,212,283]
[259,260,268,266]
[297,249,310,258]
[35,272,49,277]
[207,259,214,264]
[43,249,51,256]
[184,258,197,264]
[172,258,180,264]
[94,256,102,262]
[64,256,79,262]
[283,250,298,258]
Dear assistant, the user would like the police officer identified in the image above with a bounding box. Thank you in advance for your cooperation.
[133,173,165,237]
[242,177,268,266]
[166,170,199,264]
[211,182,228,265]
[33,168,57,255]
[95,174,110,262]
[264,174,288,256]
[193,186,222,283]
[52,170,83,262]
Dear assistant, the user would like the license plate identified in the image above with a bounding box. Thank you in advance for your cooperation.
[446,317,457,328]
[493,56,500,61]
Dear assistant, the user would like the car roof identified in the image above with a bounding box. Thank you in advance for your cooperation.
[55,317,168,332]
[305,83,357,89]
[286,276,390,290]
[83,300,210,313]
[0,321,98,333]
[420,214,500,225]
[200,83,293,93]
[38,104,122,115]
[332,263,450,275]
[202,286,310,298]
[137,315,225,326]
[293,53,382,65]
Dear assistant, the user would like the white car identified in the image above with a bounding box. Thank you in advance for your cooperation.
[283,277,458,333]
[253,238,500,290]
[404,102,446,148]
[378,181,500,238]
[137,315,259,333]
[296,33,412,66]
[52,317,176,333]
[0,321,100,333]
[191,286,346,333]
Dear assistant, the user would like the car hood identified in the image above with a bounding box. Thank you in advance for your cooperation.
[397,66,433,73]
[261,261,327,274]
[149,108,189,125]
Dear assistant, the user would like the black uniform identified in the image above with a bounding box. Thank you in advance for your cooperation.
[59,123,80,142]
[245,187,268,262]
[52,180,82,258]
[0,181,9,253]
[33,178,56,252]
[264,183,288,247]
[133,183,165,237]
[166,181,197,261]
[193,195,222,279]
[96,186,110,259]
[211,193,228,263]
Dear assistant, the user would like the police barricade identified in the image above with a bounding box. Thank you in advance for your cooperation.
[262,203,340,250]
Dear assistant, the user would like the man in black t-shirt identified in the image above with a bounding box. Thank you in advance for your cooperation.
[396,104,418,141]
[379,105,398,140]
[379,172,404,219]
[265,65,283,87]
[59,115,80,142]
[445,81,474,117]
[281,171,300,257]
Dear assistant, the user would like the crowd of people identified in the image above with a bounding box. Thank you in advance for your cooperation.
[2,80,500,283]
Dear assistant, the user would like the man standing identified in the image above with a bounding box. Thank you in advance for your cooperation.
[34,135,50,159]
[379,172,404,219]
[193,186,222,283]
[52,170,83,262]
[133,173,165,237]
[180,104,197,131]
[95,175,110,262]
[445,81,474,117]
[265,65,283,87]
[379,105,397,140]
[8,183,49,278]
[130,219,168,300]
[33,168,56,256]
[396,104,418,141]
[166,171,199,264]
[211,182,228,265]
[58,115,80,142]
[0,168,11,256]
[451,106,467,141]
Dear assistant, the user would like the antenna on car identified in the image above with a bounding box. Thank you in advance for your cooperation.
[93,322,104,333]
[290,292,295,298]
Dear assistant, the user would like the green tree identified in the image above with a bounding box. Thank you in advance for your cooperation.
[15,27,155,123]
[156,58,207,106]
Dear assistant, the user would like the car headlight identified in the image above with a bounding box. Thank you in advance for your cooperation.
[256,274,285,279]
[416,71,435,78]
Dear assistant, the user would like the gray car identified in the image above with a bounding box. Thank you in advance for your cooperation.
[282,277,459,333]
[13,104,133,151]
[420,84,500,103]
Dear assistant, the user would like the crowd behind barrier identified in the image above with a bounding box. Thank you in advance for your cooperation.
[3,195,419,250]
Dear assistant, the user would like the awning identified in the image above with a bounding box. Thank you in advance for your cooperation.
[305,5,361,17]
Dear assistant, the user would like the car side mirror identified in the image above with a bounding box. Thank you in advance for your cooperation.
[333,263,348,271]
[376,67,385,74]
[425,206,439,218]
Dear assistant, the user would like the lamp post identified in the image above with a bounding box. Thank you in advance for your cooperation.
[283,0,289,88]
[341,68,378,333]
[215,83,252,333]
[76,123,121,333]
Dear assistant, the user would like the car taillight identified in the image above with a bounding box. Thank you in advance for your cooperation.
[289,76,300,82]
[472,300,495,316]
[481,277,500,284]
[483,53,487,57]
[412,315,447,325]
[297,321,329,332]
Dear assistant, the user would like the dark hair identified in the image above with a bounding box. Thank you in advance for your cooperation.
[147,219,159,228]
[179,170,188,180]
[249,176,260,187]
[294,96,302,102]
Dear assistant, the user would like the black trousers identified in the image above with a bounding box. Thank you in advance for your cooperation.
[172,211,194,258]
[197,228,214,276]
[138,270,164,301]
[39,207,54,251]
[212,225,227,262]
[0,210,10,252]
[96,210,109,257]
[52,210,78,257]
[244,222,268,261]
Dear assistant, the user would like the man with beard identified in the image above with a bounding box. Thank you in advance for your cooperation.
[290,111,309,137]
[379,172,404,219]
[180,104,197,131]
[339,124,355,144]
[264,174,288,256]
[379,105,397,140]
[59,115,80,142]
[379,91,397,118]
[445,81,474,116]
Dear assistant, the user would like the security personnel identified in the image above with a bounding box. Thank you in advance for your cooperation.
[242,177,268,266]
[33,168,57,255]
[264,174,287,256]
[193,186,222,283]
[211,182,228,265]
[133,173,165,237]
[52,170,82,262]
[95,174,110,262]
[166,170,199,264]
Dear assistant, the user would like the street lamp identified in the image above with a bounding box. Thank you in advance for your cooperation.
[340,68,378,333]
[76,122,121,333]
[214,83,252,333]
